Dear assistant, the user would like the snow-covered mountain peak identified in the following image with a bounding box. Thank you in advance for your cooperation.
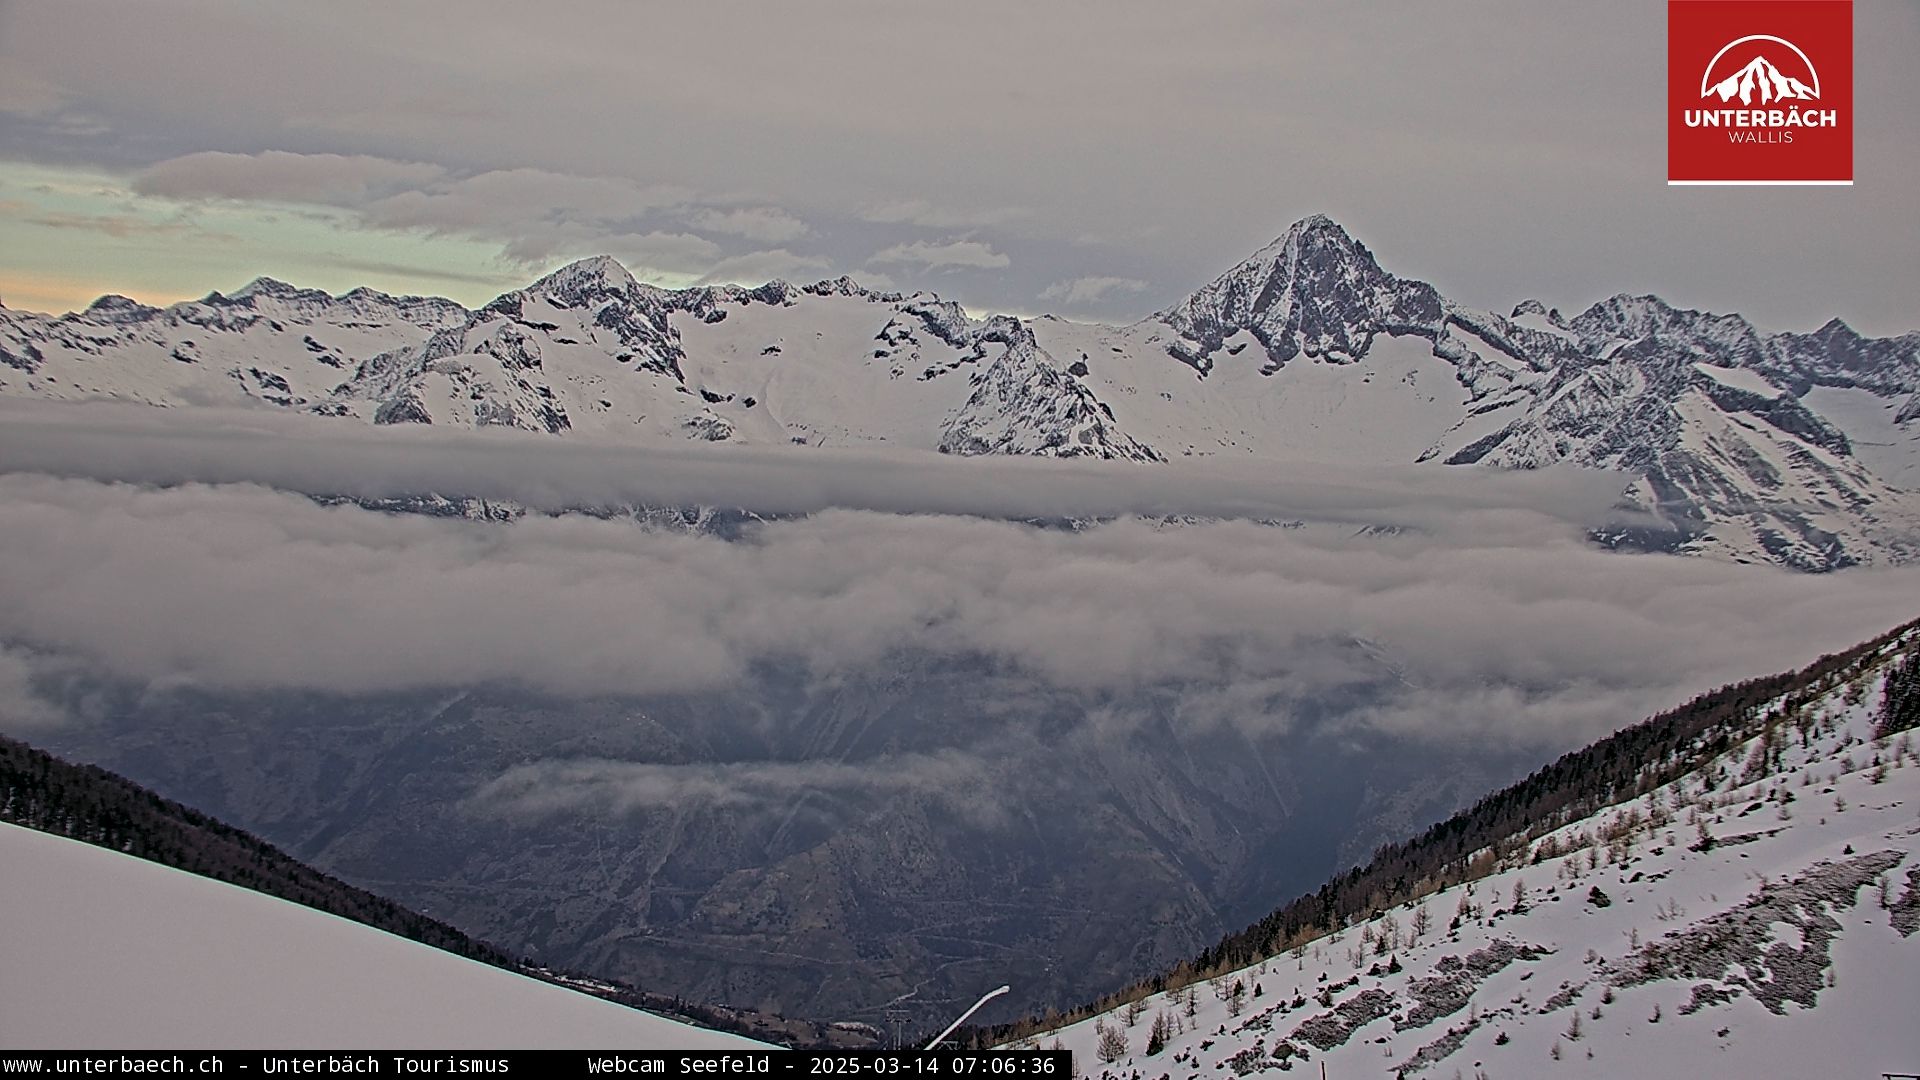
[1509,298,1568,329]
[940,315,1161,462]
[1202,213,1375,290]
[799,274,881,299]
[81,294,162,323]
[1569,292,1680,333]
[750,279,799,305]
[1281,212,1372,263]
[1157,213,1440,374]
[527,254,641,303]
[226,276,305,301]
[1567,293,1770,360]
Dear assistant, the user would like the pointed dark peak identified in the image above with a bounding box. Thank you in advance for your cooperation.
[1214,214,1359,274]
[1286,212,1351,241]
[1568,293,1679,337]
[1257,215,1391,294]
[1159,215,1440,373]
[1812,316,1859,342]
[1241,214,1370,274]
[1181,214,1384,308]
[1770,315,1882,380]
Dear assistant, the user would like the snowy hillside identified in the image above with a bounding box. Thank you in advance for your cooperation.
[0,278,464,409]
[1021,628,1920,1077]
[4,216,1918,568]
[0,821,771,1050]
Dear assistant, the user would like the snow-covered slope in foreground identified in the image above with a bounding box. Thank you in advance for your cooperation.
[1030,636,1920,1077]
[0,821,770,1050]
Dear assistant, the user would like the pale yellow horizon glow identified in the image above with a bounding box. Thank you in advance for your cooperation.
[0,162,536,315]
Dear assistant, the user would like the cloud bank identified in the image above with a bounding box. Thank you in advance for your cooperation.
[0,400,1628,534]
[1041,276,1150,306]
[869,239,1011,271]
[0,408,1914,754]
[127,151,812,283]
[472,752,999,823]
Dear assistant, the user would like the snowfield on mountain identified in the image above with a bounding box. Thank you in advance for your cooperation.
[1023,630,1920,1078]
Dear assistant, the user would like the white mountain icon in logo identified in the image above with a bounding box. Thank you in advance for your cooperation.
[1700,35,1820,105]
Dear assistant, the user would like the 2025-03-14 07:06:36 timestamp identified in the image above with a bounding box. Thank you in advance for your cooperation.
[806,1055,1063,1076]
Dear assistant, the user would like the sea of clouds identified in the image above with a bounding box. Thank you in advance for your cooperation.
[1,400,1914,761]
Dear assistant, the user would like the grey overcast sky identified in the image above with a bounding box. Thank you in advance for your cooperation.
[0,1,1914,333]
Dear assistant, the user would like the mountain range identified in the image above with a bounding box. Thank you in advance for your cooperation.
[3,214,1917,571]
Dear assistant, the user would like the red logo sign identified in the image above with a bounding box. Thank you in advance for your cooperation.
[1668,1,1852,185]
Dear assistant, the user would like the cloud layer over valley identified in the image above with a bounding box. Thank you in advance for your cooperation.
[0,400,1626,532]
[1,401,1914,755]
